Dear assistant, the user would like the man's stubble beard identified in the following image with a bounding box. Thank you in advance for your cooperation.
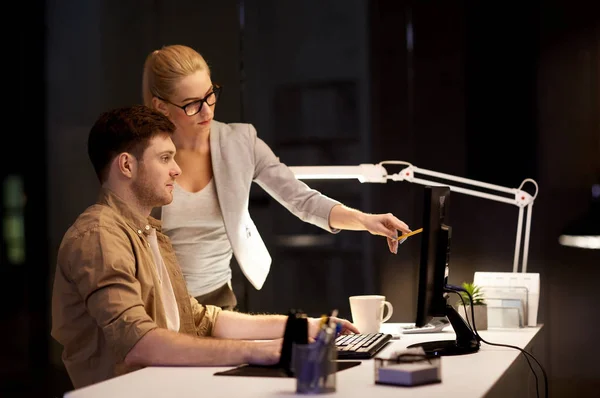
[131,167,169,209]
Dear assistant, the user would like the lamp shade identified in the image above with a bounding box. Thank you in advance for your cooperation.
[558,184,600,249]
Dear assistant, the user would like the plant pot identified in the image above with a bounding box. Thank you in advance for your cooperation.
[457,304,488,331]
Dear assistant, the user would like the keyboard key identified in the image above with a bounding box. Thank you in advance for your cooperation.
[335,333,393,359]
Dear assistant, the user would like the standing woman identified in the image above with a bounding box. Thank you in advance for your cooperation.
[142,44,411,310]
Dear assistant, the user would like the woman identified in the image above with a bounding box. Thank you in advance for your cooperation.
[142,44,411,310]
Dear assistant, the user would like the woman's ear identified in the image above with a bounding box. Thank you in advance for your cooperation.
[152,97,169,116]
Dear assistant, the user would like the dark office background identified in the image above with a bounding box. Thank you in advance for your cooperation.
[3,0,599,397]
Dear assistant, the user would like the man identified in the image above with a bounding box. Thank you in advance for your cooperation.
[51,105,358,389]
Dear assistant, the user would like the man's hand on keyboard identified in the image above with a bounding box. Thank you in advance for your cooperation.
[308,316,360,339]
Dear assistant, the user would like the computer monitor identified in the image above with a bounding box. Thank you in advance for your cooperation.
[407,185,480,356]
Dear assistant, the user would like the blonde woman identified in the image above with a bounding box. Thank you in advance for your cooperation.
[142,44,411,310]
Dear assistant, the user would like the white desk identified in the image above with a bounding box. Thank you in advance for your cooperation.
[64,324,543,398]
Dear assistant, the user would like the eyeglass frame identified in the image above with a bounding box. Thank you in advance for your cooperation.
[156,84,222,116]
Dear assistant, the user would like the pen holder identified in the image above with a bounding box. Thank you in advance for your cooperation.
[292,340,337,394]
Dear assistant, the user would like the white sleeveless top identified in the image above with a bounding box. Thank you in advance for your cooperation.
[161,179,233,297]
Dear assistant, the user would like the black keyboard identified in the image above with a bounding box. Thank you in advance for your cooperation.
[335,333,393,359]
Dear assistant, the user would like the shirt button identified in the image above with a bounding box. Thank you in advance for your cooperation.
[145,225,150,230]
[137,230,142,234]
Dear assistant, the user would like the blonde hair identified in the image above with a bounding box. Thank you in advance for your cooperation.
[142,44,210,107]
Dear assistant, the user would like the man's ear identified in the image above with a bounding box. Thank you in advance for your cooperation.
[116,152,136,178]
[152,97,169,117]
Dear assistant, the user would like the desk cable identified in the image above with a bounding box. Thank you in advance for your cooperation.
[445,286,548,398]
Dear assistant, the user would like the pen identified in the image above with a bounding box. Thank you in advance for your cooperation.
[396,228,423,241]
[328,309,338,328]
[335,322,342,336]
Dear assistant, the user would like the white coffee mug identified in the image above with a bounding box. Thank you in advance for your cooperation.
[349,295,393,334]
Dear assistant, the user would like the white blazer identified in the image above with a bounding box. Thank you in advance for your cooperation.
[154,120,340,290]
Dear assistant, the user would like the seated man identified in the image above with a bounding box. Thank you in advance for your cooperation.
[51,104,358,389]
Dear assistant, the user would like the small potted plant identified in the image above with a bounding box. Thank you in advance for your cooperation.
[456,282,488,331]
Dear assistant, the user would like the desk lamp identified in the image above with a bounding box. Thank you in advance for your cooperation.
[289,160,539,273]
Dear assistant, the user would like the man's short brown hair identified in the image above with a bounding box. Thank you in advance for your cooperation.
[87,105,176,183]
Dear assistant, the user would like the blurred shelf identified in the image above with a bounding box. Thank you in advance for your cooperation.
[275,234,335,248]
[277,136,360,148]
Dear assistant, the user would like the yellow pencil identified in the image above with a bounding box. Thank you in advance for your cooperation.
[397,227,423,241]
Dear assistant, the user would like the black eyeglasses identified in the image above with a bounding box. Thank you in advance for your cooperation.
[157,84,222,116]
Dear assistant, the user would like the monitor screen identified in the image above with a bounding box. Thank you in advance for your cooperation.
[408,186,480,356]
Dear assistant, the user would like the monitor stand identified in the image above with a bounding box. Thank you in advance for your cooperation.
[407,304,480,356]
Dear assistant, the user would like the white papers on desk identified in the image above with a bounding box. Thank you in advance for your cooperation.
[474,272,540,327]
[486,294,527,328]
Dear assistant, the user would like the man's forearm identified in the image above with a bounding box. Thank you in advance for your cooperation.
[328,204,367,230]
[124,328,252,367]
[212,311,287,340]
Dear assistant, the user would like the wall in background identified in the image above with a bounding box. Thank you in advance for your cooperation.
[2,1,48,395]
[535,4,600,393]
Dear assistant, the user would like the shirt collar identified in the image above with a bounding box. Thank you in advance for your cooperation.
[97,187,162,235]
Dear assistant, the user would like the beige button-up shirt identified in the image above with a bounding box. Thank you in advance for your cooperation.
[51,188,221,389]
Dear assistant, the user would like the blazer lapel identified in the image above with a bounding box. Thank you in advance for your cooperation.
[209,122,271,290]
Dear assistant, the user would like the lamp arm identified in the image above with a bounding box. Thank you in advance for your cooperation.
[288,161,539,273]
[408,177,518,205]
[385,162,539,206]
[384,163,538,273]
